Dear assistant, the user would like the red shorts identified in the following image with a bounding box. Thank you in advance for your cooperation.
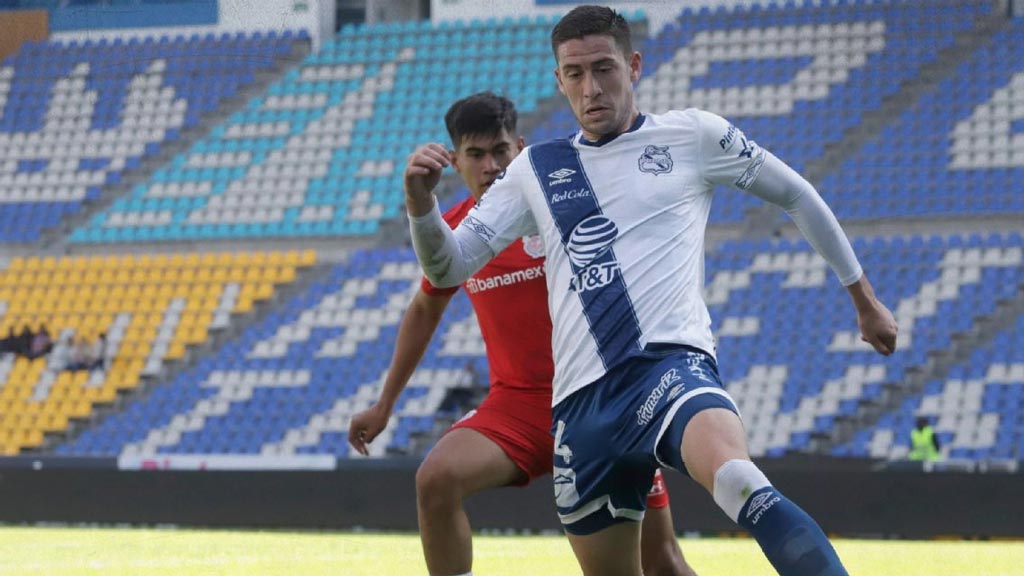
[447,386,673,511]
[647,468,670,509]
[448,385,553,485]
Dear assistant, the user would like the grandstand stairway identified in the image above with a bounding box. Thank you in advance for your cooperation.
[741,4,1013,235]
[49,37,313,254]
[817,279,1024,453]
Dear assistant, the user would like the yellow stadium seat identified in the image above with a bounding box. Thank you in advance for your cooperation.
[41,411,69,431]
[195,268,212,283]
[21,429,43,447]
[166,341,187,360]
[186,325,208,344]
[152,253,170,269]
[68,399,92,418]
[234,295,254,313]
[211,268,228,283]
[255,283,274,300]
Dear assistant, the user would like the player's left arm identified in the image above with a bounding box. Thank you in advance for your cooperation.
[749,155,897,355]
[695,109,897,355]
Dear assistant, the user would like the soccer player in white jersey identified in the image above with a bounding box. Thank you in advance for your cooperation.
[351,92,696,576]
[403,6,898,576]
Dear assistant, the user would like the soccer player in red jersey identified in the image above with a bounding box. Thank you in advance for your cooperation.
[348,92,696,576]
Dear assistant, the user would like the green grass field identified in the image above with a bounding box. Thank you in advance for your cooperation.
[1,527,1021,575]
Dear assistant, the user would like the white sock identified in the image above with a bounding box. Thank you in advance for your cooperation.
[711,459,771,522]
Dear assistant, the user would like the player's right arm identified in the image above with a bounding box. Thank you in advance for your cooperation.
[347,288,455,456]
[405,143,535,289]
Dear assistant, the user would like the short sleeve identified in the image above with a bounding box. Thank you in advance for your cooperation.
[696,109,768,191]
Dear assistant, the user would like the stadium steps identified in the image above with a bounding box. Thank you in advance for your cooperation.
[738,5,1013,238]
[814,280,1024,453]
[42,37,313,254]
[37,258,337,456]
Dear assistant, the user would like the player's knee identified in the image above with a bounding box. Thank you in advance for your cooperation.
[711,459,771,523]
[415,456,463,505]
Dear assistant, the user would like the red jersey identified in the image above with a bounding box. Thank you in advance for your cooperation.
[421,197,554,392]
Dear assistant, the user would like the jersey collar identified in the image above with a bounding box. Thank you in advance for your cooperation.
[576,112,646,147]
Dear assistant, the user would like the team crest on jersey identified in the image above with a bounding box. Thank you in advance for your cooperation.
[638,145,673,175]
[522,234,545,259]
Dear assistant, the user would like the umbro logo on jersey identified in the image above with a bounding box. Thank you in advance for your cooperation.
[465,215,496,242]
[548,168,576,185]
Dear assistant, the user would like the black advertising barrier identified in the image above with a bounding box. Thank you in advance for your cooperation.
[0,456,1020,538]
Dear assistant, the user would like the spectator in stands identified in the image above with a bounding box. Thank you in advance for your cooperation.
[89,332,109,371]
[405,7,897,575]
[67,334,95,371]
[909,416,941,462]
[0,327,15,355]
[48,331,74,372]
[14,324,35,357]
[27,322,53,359]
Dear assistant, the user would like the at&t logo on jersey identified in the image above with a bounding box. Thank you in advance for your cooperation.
[566,216,620,293]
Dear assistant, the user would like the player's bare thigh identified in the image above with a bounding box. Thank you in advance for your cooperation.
[566,521,644,576]
[679,407,750,493]
[417,427,527,496]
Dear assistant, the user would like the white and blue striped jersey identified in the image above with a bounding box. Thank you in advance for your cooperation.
[411,108,862,406]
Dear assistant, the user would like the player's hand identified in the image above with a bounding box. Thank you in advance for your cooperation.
[348,402,391,456]
[857,299,898,356]
[404,143,451,202]
[846,274,897,356]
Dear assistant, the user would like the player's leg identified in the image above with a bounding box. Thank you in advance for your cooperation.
[415,427,525,576]
[677,407,848,576]
[566,521,644,576]
[641,469,698,576]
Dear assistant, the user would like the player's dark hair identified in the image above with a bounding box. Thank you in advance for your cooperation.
[550,5,632,61]
[444,91,518,148]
